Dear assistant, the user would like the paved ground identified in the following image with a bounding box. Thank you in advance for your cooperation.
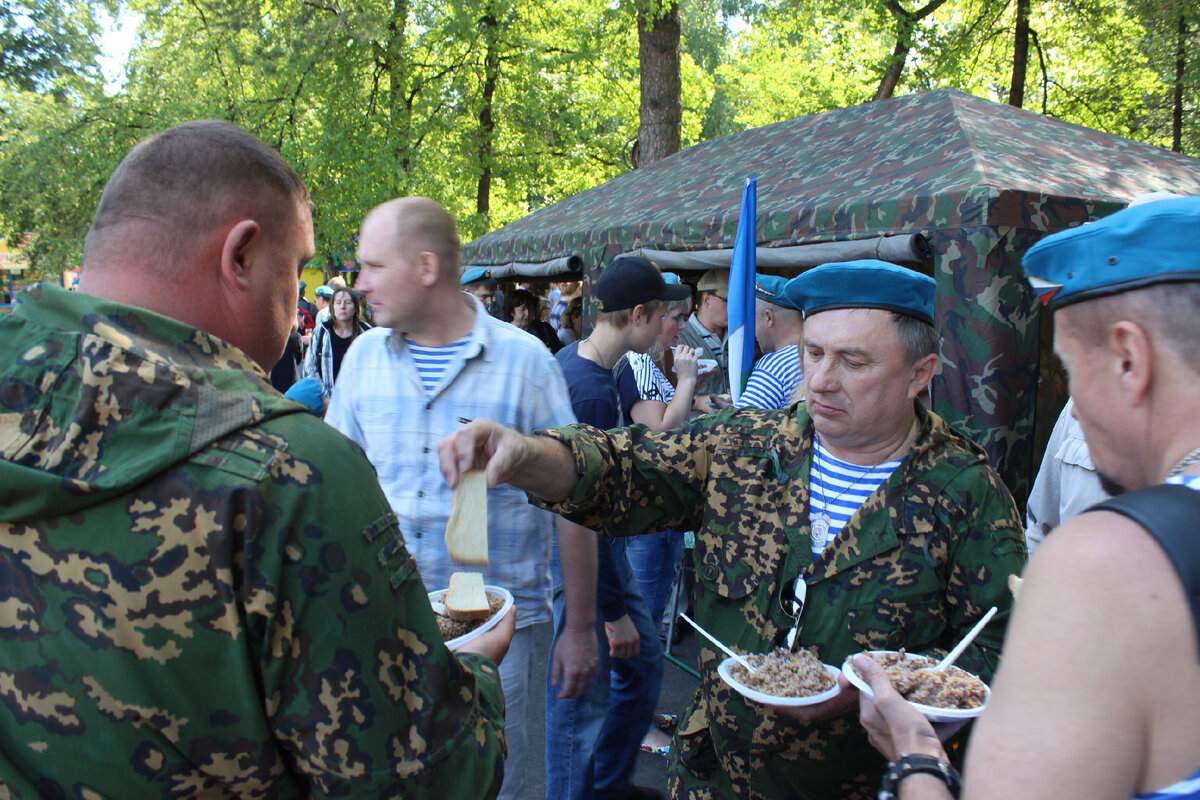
[521,619,701,799]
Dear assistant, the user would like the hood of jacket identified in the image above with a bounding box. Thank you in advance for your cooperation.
[0,283,305,521]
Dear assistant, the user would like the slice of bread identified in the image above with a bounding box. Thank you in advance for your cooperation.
[445,572,492,622]
[445,470,489,565]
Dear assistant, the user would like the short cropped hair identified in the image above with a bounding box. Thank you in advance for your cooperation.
[386,197,462,278]
[1068,282,1200,373]
[891,312,940,365]
[597,298,665,330]
[84,120,310,269]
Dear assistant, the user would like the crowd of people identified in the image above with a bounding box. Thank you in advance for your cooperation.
[1,118,1197,800]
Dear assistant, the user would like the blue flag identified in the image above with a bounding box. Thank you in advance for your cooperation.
[728,177,757,405]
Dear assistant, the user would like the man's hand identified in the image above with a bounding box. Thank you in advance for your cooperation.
[550,624,599,699]
[438,418,528,490]
[604,615,641,660]
[457,605,516,666]
[854,655,946,763]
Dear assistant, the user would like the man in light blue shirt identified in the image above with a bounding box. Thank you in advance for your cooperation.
[327,197,597,800]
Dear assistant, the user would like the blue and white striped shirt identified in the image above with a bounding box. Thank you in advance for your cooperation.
[736,344,803,409]
[809,437,902,556]
[326,294,576,628]
[406,335,472,396]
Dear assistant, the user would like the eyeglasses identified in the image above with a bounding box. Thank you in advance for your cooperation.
[779,576,808,651]
[712,293,728,304]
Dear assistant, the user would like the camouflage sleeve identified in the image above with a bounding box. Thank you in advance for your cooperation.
[532,421,712,536]
[254,417,506,798]
[938,461,1028,682]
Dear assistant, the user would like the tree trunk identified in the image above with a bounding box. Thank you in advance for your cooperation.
[382,0,412,192]
[1008,0,1031,107]
[873,38,910,101]
[635,0,681,167]
[477,5,500,218]
[1173,10,1187,153]
[872,0,948,102]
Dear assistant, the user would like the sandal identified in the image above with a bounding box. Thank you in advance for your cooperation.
[653,713,679,732]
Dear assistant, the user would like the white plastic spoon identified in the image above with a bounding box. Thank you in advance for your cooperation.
[927,606,999,672]
[680,612,757,672]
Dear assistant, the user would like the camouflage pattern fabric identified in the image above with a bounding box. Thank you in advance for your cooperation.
[0,283,506,798]
[463,88,1200,505]
[534,402,1027,800]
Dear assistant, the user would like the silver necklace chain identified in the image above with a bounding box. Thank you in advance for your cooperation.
[810,422,915,551]
[1167,446,1200,478]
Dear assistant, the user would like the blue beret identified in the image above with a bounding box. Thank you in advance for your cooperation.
[284,378,325,415]
[1023,197,1200,310]
[661,271,681,285]
[783,260,935,325]
[315,285,334,299]
[461,266,491,285]
[754,274,800,310]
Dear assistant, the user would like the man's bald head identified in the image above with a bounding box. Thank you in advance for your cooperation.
[366,197,462,281]
[83,120,311,271]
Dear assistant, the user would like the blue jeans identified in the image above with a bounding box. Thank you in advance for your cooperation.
[546,539,663,800]
[625,530,685,627]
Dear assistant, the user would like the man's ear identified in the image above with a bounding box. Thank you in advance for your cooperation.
[1111,320,1153,407]
[629,303,648,325]
[907,352,940,399]
[219,220,261,292]
[416,251,440,287]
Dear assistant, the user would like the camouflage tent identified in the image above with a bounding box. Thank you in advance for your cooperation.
[464,88,1200,501]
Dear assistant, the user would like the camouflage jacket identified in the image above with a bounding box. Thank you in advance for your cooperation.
[0,284,505,799]
[537,403,1026,800]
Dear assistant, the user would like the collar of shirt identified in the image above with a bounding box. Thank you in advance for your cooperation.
[383,291,496,364]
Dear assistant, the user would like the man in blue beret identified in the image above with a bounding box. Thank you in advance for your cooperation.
[462,267,501,317]
[857,196,1200,800]
[734,273,806,410]
[439,258,1026,800]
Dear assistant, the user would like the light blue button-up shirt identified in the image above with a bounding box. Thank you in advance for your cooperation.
[326,294,576,627]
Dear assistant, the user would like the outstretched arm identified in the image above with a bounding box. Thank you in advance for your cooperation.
[438,418,579,501]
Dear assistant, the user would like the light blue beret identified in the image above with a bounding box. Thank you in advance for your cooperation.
[754,274,800,310]
[783,260,935,325]
[460,266,491,285]
[1024,197,1200,310]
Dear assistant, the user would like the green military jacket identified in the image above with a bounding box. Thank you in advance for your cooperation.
[0,284,505,798]
[538,403,1027,800]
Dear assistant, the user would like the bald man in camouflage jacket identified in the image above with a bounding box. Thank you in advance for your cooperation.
[440,261,1026,800]
[0,121,511,798]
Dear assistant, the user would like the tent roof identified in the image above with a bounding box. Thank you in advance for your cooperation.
[464,89,1200,268]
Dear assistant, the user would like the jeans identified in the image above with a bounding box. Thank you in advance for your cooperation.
[546,540,663,800]
[624,530,685,627]
[497,625,535,800]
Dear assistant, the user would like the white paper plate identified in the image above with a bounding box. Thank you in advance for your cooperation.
[428,585,514,651]
[717,656,842,707]
[841,651,990,722]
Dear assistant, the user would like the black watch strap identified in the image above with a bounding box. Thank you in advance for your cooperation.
[878,753,962,800]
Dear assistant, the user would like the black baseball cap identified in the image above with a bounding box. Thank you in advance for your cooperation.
[594,256,691,312]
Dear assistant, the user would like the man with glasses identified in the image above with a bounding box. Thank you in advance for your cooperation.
[678,269,730,407]
[439,260,1026,800]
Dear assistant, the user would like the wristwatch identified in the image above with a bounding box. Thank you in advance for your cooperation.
[878,753,962,799]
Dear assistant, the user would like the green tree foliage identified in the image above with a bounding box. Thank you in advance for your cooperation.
[0,0,1195,279]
